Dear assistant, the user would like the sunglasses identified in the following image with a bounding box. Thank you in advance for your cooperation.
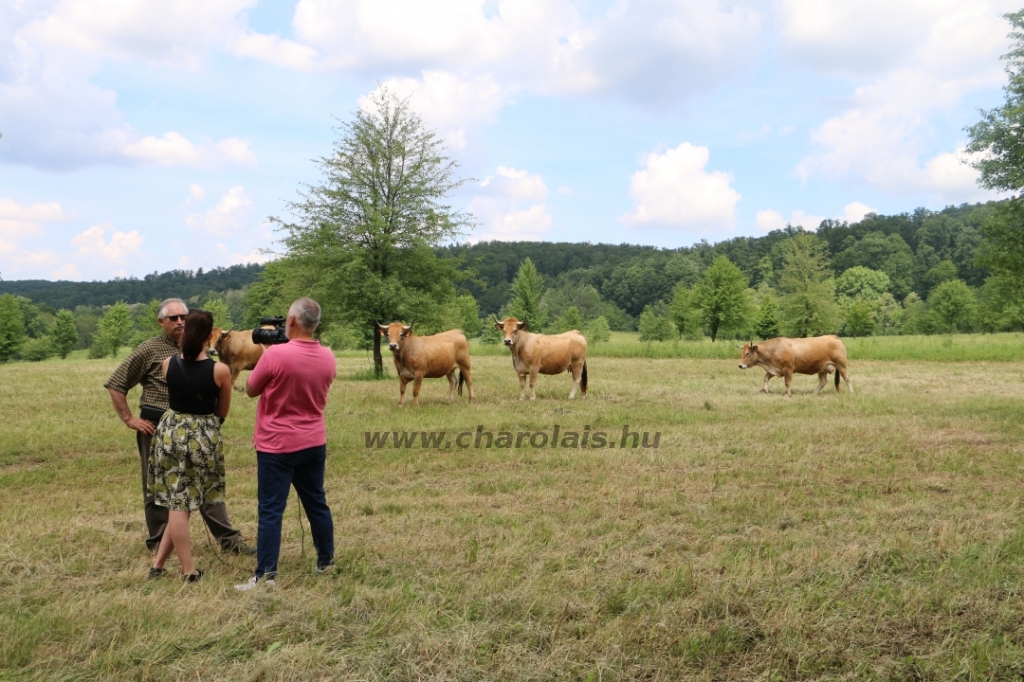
[164,314,187,322]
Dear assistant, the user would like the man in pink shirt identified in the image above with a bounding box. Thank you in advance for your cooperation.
[235,297,337,592]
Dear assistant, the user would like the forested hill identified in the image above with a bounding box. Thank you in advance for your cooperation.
[0,264,264,309]
[444,200,997,316]
[1,200,998,317]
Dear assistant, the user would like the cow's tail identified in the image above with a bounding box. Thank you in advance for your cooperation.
[581,361,588,396]
[458,370,465,397]
[835,367,840,390]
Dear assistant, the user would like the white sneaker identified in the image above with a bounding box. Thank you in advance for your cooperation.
[234,575,275,592]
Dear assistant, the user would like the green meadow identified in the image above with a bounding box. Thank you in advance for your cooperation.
[3,334,1024,680]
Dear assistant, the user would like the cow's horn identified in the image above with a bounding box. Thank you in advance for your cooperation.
[377,322,389,331]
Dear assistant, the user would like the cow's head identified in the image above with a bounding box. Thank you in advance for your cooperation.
[207,327,232,357]
[738,342,760,370]
[378,321,413,352]
[494,317,526,347]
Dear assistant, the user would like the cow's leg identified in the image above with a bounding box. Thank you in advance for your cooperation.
[412,375,424,407]
[762,372,772,394]
[839,365,854,394]
[517,372,528,400]
[462,366,474,402]
[784,372,793,397]
[568,363,580,399]
[529,370,539,400]
[445,370,457,402]
[814,371,828,395]
[231,370,244,392]
[398,378,408,407]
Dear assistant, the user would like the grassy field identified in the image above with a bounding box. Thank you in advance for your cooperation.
[3,337,1024,680]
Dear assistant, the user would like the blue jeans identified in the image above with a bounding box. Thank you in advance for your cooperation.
[255,445,334,579]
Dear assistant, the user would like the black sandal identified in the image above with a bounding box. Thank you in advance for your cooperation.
[183,569,204,583]
[148,567,167,579]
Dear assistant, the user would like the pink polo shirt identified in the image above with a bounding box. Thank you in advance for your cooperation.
[247,339,337,454]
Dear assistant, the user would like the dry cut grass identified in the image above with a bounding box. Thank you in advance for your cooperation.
[2,349,1024,680]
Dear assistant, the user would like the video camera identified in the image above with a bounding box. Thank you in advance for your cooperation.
[252,316,289,345]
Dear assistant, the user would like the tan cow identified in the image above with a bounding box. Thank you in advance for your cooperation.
[377,322,473,407]
[495,317,588,400]
[738,335,854,397]
[208,327,265,391]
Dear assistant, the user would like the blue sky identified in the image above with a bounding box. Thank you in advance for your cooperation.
[0,0,1014,281]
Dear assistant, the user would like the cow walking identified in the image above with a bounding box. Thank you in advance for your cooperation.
[495,317,588,400]
[738,335,854,397]
[208,328,265,391]
[378,322,473,407]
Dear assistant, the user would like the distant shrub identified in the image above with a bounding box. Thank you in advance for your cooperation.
[20,336,54,362]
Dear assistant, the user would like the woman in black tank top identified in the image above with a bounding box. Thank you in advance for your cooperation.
[148,310,234,582]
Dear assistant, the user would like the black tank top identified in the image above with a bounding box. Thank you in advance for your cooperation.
[167,357,219,415]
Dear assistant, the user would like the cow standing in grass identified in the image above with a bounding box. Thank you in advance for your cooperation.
[738,335,854,397]
[378,322,473,407]
[208,328,265,391]
[495,317,588,400]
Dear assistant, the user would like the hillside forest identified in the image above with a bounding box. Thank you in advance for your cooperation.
[0,199,1020,363]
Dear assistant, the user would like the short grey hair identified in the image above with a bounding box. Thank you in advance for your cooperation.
[157,298,188,319]
[288,297,321,332]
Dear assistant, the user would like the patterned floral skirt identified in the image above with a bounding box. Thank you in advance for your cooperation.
[148,411,226,512]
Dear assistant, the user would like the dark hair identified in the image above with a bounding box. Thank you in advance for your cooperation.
[181,310,213,361]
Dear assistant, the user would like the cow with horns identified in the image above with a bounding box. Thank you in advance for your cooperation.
[738,335,854,397]
[377,322,473,407]
[494,316,588,400]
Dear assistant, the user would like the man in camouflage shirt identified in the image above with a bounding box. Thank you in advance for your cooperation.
[105,297,254,555]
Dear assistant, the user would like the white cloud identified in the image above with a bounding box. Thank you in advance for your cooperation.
[839,200,876,224]
[71,222,144,261]
[756,201,878,232]
[122,132,256,168]
[468,166,553,242]
[185,186,254,236]
[298,0,763,105]
[189,183,206,201]
[792,2,1014,202]
[620,142,741,234]
[0,197,71,238]
[0,1,273,169]
[361,72,510,150]
[51,263,82,280]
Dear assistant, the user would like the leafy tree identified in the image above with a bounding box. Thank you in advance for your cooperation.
[548,305,584,334]
[896,292,933,335]
[275,88,472,376]
[923,260,958,289]
[843,298,877,337]
[95,301,135,358]
[928,279,976,333]
[835,267,890,301]
[669,285,704,340]
[14,296,46,338]
[965,10,1024,193]
[976,199,1024,304]
[508,258,548,329]
[691,256,752,342]
[0,294,26,362]
[832,231,916,299]
[586,315,612,344]
[876,293,901,335]
[20,337,53,362]
[777,234,839,337]
[202,296,234,329]
[601,260,671,317]
[638,304,676,341]
[754,292,781,340]
[51,309,79,359]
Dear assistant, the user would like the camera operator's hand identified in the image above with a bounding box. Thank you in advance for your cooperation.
[126,416,157,435]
